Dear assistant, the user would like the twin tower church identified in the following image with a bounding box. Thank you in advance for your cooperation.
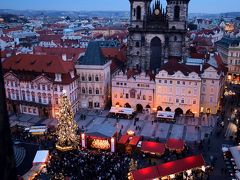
[127,0,190,71]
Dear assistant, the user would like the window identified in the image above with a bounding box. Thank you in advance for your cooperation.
[149,96,152,101]
[164,80,167,84]
[47,85,51,91]
[33,109,36,114]
[37,84,40,90]
[159,80,161,83]
[143,95,146,100]
[126,93,129,99]
[177,81,180,84]
[55,97,58,104]
[60,86,63,92]
[38,95,42,103]
[42,85,45,91]
[170,80,172,84]
[94,102,100,107]
[82,76,85,81]
[31,83,34,89]
[26,83,29,89]
[210,96,214,103]
[136,6,141,20]
[202,79,206,83]
[88,76,92,81]
[54,85,58,91]
[82,87,85,94]
[193,99,196,104]
[95,76,99,82]
[96,89,99,94]
[174,5,180,20]
[176,98,179,103]
[181,99,185,104]
[120,93,123,98]
[23,107,27,112]
[89,88,92,94]
[116,82,119,85]
[182,81,185,85]
[212,80,214,84]
[48,97,51,104]
[16,91,19,100]
[22,91,25,101]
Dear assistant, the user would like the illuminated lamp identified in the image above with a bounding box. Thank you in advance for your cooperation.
[127,130,135,136]
[81,133,85,139]
[201,166,206,172]
[111,137,114,143]
[169,174,175,179]
[186,169,191,176]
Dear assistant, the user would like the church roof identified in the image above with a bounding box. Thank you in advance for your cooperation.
[79,41,107,66]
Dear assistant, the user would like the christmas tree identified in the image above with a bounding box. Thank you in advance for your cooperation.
[56,90,79,151]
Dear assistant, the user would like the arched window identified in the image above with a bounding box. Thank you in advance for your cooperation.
[95,75,99,82]
[174,36,177,41]
[136,6,141,20]
[88,75,92,82]
[96,88,99,95]
[136,41,140,47]
[82,87,85,94]
[174,5,180,20]
[89,87,92,94]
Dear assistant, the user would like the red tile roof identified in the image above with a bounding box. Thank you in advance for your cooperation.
[3,54,74,74]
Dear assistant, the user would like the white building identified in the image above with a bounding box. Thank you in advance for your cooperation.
[76,41,111,109]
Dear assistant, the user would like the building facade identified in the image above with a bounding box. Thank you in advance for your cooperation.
[216,37,240,83]
[3,54,79,118]
[76,41,111,109]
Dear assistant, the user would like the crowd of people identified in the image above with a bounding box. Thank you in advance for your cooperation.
[35,149,131,180]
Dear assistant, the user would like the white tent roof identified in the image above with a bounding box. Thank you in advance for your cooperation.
[33,150,49,164]
[230,146,240,169]
[236,172,240,180]
[110,107,134,115]
[157,111,175,119]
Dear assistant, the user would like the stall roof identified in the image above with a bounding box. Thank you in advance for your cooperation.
[132,166,159,180]
[157,111,175,119]
[141,141,165,155]
[236,172,240,180]
[110,107,134,115]
[166,138,185,151]
[86,124,117,138]
[33,150,49,164]
[229,146,240,169]
[132,154,205,180]
[118,135,130,144]
[129,136,141,146]
[156,154,205,177]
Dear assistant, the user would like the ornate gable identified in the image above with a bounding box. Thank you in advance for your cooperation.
[4,71,19,81]
[33,75,52,84]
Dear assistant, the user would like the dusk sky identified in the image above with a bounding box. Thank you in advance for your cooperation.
[1,0,240,13]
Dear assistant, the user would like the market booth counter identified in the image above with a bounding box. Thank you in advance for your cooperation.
[129,154,206,180]
[22,150,50,180]
[117,134,142,153]
[156,111,175,123]
[81,124,117,152]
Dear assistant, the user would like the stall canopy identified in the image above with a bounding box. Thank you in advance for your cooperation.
[157,111,175,119]
[229,146,240,169]
[110,107,134,115]
[141,141,165,155]
[132,154,205,180]
[118,135,130,144]
[86,124,117,138]
[236,172,240,180]
[156,154,205,177]
[166,138,185,151]
[132,166,159,180]
[33,150,49,164]
[129,136,141,146]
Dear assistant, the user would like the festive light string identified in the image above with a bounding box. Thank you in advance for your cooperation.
[91,139,110,150]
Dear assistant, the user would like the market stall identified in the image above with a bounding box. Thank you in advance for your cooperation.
[157,111,175,122]
[108,107,135,119]
[83,124,117,152]
[130,154,205,180]
[229,146,240,169]
[118,135,130,145]
[141,141,165,156]
[166,138,185,152]
[22,150,49,180]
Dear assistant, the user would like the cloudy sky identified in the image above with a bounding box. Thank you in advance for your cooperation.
[1,0,240,13]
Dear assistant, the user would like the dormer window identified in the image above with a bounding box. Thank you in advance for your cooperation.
[55,73,62,82]
[70,71,75,78]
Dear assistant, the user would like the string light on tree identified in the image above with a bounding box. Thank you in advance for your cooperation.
[56,90,79,151]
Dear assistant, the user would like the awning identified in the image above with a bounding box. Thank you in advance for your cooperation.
[132,166,159,180]
[236,172,240,180]
[110,107,134,115]
[33,150,49,164]
[118,135,130,144]
[166,138,185,151]
[156,154,205,177]
[132,154,205,180]
[157,111,175,119]
[141,141,165,155]
[129,136,141,146]
[229,146,240,169]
